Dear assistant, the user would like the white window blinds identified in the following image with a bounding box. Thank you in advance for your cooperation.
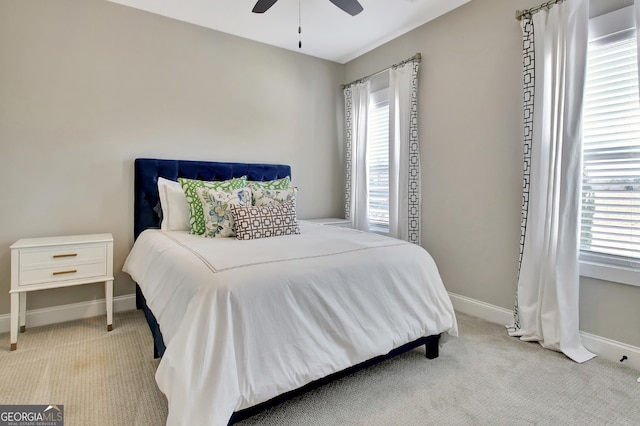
[581,30,640,267]
[367,89,390,232]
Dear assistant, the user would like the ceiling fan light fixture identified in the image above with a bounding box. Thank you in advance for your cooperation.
[252,0,364,49]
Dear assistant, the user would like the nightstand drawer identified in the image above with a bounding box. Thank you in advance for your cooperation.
[18,260,107,287]
[19,244,106,268]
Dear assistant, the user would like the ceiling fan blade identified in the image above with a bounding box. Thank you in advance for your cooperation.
[252,0,279,13]
[328,0,364,16]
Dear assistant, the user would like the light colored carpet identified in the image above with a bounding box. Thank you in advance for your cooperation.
[0,310,638,425]
[0,310,167,425]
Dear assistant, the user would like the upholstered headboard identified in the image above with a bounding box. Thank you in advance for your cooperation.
[134,158,292,239]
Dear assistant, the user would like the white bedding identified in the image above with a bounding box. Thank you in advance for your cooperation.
[123,221,458,425]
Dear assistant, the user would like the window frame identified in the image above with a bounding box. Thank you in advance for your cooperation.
[580,5,640,287]
[366,87,390,234]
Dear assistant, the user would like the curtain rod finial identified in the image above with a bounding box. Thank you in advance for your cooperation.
[516,10,523,20]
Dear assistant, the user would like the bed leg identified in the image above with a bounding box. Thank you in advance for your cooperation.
[425,339,439,359]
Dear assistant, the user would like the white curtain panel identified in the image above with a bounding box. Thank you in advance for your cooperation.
[389,61,421,244]
[510,0,595,363]
[344,81,371,231]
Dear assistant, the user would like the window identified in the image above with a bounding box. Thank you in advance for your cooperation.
[580,5,640,286]
[367,88,390,233]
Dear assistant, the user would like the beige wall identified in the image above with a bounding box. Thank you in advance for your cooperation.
[1,0,638,350]
[344,0,640,348]
[0,0,344,313]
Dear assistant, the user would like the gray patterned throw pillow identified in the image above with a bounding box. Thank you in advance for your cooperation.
[230,200,300,240]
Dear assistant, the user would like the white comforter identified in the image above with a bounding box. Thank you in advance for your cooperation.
[123,221,458,425]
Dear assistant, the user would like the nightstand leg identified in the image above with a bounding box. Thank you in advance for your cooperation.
[19,292,27,332]
[10,292,19,350]
[106,279,113,331]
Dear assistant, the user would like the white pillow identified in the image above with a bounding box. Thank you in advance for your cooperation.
[157,177,191,231]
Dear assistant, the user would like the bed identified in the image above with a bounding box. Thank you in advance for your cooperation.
[123,158,458,425]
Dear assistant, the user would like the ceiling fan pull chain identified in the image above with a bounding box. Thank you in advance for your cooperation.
[298,0,302,49]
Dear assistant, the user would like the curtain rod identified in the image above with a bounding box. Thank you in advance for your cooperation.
[340,53,421,90]
[515,0,565,21]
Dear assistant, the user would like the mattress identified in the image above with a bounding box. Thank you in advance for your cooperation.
[123,221,458,425]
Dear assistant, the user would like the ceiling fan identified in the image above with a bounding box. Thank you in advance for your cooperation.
[252,0,364,16]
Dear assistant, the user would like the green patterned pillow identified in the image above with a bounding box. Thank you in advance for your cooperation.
[196,187,252,238]
[252,186,298,206]
[248,176,291,190]
[179,176,247,235]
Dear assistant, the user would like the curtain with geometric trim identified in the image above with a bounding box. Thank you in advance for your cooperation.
[508,0,595,363]
[343,81,371,232]
[389,61,421,244]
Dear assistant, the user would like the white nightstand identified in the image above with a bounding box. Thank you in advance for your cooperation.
[9,233,114,350]
[308,218,353,228]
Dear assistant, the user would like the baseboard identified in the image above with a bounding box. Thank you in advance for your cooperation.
[448,292,514,325]
[448,292,640,372]
[580,331,640,372]
[0,294,137,333]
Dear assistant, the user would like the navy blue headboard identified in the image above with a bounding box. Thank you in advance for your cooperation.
[134,158,292,239]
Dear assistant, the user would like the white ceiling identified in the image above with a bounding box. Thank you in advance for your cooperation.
[105,0,472,64]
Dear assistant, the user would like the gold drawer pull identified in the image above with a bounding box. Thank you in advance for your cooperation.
[53,253,77,259]
[53,269,77,276]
